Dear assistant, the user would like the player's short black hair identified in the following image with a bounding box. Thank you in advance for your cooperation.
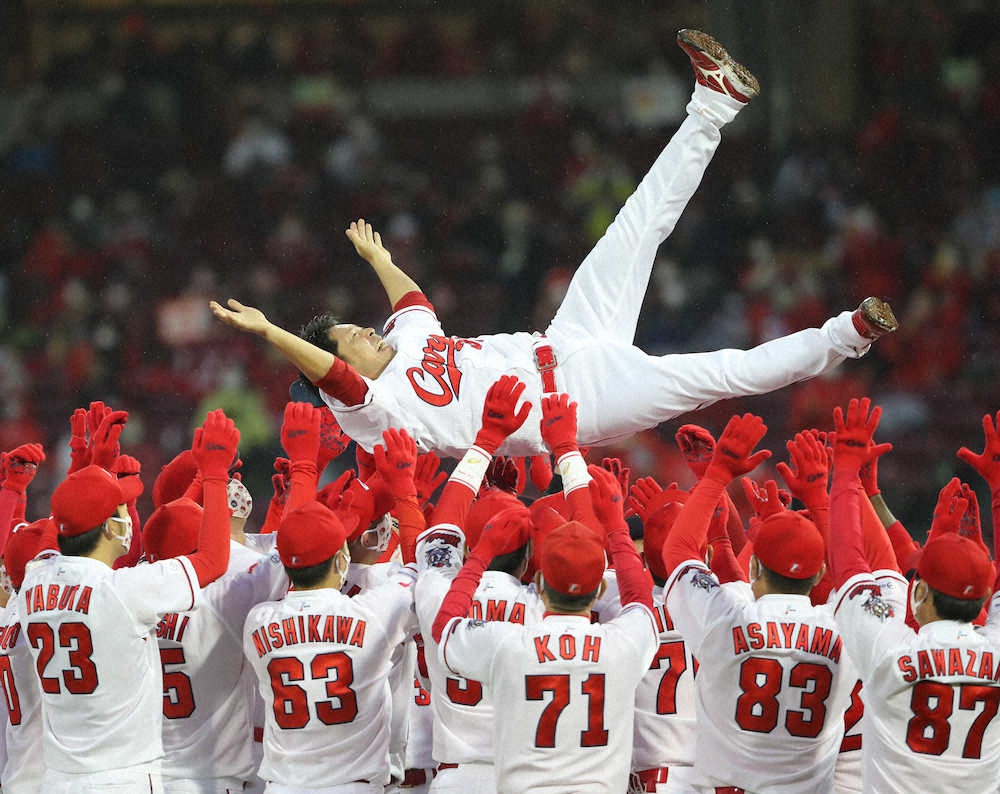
[284,558,334,589]
[487,543,529,576]
[542,582,601,614]
[300,313,341,358]
[57,526,103,557]
[759,563,821,597]
[929,586,988,623]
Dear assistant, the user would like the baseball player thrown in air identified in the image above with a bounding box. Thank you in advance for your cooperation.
[209,30,898,460]
[18,410,239,794]
[412,376,545,794]
[242,444,421,794]
[430,389,659,794]
[660,413,857,793]
[828,398,1000,793]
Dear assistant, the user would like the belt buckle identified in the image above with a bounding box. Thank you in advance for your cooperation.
[534,347,557,371]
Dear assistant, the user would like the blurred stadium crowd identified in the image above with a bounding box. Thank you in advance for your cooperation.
[1,0,999,529]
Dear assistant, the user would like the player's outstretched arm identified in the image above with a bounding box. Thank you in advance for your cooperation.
[345,218,422,307]
[211,299,333,382]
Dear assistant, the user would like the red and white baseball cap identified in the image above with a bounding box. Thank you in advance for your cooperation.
[4,518,51,590]
[143,497,202,563]
[50,465,144,537]
[278,501,350,569]
[917,533,994,600]
[541,521,607,596]
[753,511,825,580]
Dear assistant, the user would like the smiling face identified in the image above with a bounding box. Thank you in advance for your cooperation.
[328,324,395,378]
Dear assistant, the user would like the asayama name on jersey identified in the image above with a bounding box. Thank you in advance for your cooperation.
[23,584,93,616]
[534,633,602,664]
[249,614,367,658]
[898,648,1000,683]
[156,612,191,643]
[731,622,842,663]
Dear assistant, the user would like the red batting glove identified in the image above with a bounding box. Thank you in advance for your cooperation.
[587,464,628,533]
[927,478,968,541]
[281,403,321,464]
[414,451,448,508]
[627,476,662,521]
[470,506,532,564]
[601,458,631,503]
[272,457,291,506]
[373,428,418,497]
[704,414,772,484]
[529,454,554,493]
[317,406,352,472]
[958,482,991,557]
[318,469,356,510]
[740,478,786,520]
[832,398,891,475]
[958,411,1000,492]
[474,375,532,455]
[484,457,523,495]
[90,410,128,470]
[2,443,45,494]
[539,393,578,458]
[675,424,716,479]
[69,408,90,472]
[355,446,376,482]
[776,431,831,509]
[192,409,241,480]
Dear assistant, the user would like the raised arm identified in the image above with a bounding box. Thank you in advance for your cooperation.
[345,218,422,307]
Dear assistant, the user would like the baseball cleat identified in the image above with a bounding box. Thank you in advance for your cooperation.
[677,29,760,103]
[852,297,899,340]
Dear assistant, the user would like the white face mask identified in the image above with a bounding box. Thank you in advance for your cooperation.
[910,580,928,615]
[0,562,12,596]
[360,513,395,552]
[334,545,351,578]
[108,514,133,552]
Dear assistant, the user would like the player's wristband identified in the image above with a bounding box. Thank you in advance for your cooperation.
[556,451,590,494]
[449,445,493,493]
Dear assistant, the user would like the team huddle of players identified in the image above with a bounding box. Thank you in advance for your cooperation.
[1,382,1000,794]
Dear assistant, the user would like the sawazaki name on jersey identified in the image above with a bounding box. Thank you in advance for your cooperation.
[731,621,843,663]
[23,583,93,616]
[898,648,1000,684]
[249,614,367,658]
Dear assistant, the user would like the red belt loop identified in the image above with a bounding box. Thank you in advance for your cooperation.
[634,767,669,791]
[252,727,264,743]
[715,788,745,794]
[437,762,460,771]
[401,768,436,787]
[533,336,558,394]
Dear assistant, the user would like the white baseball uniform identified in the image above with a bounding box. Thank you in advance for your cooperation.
[412,525,543,794]
[829,571,908,794]
[242,565,416,791]
[833,572,1000,793]
[19,550,202,792]
[1,597,44,794]
[398,674,435,794]
[322,87,874,458]
[341,561,420,786]
[158,543,288,793]
[664,560,856,793]
[439,600,658,794]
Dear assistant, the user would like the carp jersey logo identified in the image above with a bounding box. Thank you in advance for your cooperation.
[406,335,482,407]
[425,545,455,569]
[847,582,894,622]
[680,566,718,592]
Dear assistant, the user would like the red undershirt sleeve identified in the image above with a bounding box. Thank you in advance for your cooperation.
[313,358,369,408]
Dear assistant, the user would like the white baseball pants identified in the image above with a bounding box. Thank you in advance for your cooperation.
[427,763,496,794]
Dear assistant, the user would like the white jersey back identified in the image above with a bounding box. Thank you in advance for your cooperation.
[19,552,199,774]
[158,547,287,781]
[322,304,545,458]
[413,527,543,764]
[1,598,44,793]
[665,561,855,793]
[243,567,415,787]
[835,573,1000,792]
[440,605,658,794]
[632,584,698,771]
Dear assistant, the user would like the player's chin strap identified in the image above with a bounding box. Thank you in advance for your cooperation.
[532,334,559,394]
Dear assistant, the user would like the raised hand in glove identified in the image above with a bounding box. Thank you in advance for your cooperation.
[675,424,716,478]
[832,398,891,474]
[280,402,321,464]
[958,411,1000,492]
[2,443,46,494]
[192,409,241,480]
[475,375,532,455]
[374,427,418,497]
[539,393,578,458]
[704,413,771,484]
[776,431,831,509]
